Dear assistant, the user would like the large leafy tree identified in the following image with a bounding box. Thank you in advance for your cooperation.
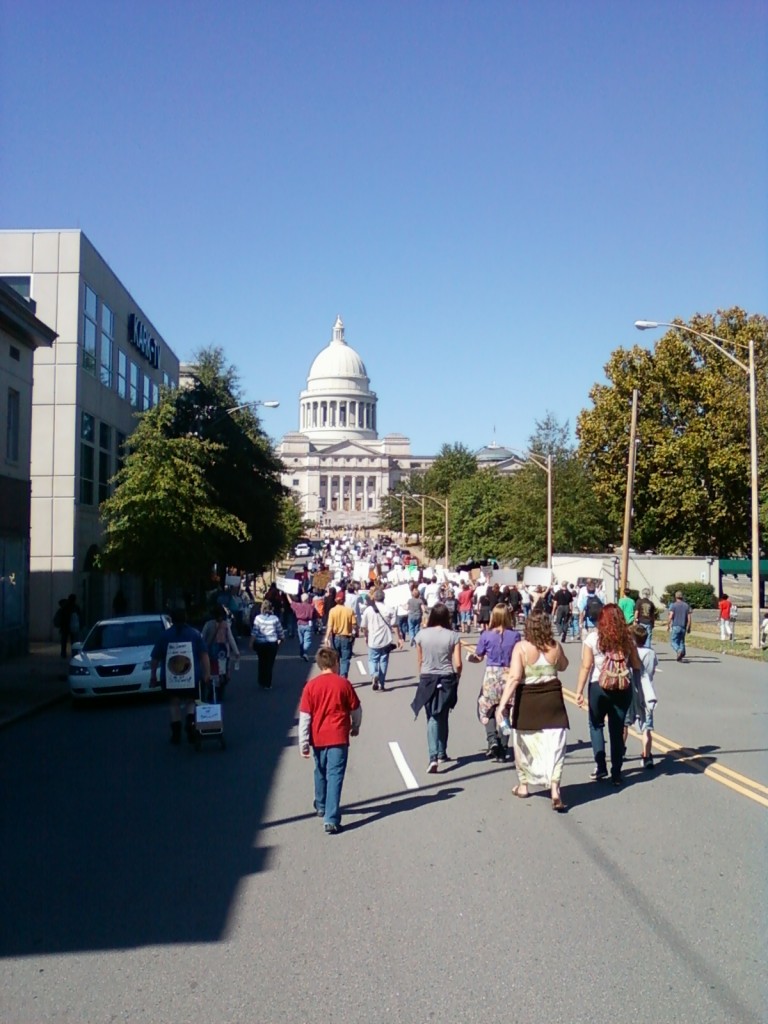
[99,402,249,585]
[424,442,477,496]
[577,308,768,555]
[448,470,518,563]
[100,347,289,593]
[169,347,288,570]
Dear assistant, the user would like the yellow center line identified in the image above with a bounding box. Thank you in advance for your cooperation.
[561,686,768,809]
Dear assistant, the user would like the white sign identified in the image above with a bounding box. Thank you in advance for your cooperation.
[353,560,370,582]
[276,576,300,596]
[382,583,411,609]
[225,575,241,588]
[165,640,195,690]
[523,566,553,588]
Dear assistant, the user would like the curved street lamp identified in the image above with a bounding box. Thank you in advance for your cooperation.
[507,448,553,571]
[635,320,761,649]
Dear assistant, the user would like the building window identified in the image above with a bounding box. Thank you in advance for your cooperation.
[0,275,31,299]
[129,362,140,408]
[100,303,114,387]
[152,381,159,407]
[142,375,151,410]
[83,284,98,375]
[6,388,20,462]
[117,350,127,399]
[292,478,300,486]
[98,423,112,504]
[80,412,95,505]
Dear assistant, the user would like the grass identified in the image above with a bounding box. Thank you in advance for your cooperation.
[684,631,768,662]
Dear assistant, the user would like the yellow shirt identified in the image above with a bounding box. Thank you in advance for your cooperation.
[326,604,356,637]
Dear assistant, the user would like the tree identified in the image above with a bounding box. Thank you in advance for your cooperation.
[99,402,249,586]
[279,493,306,555]
[504,416,611,565]
[577,308,768,556]
[378,475,426,537]
[448,470,518,563]
[100,348,289,600]
[169,347,288,570]
[424,443,477,496]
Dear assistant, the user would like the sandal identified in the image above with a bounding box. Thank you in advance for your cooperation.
[511,785,529,799]
[551,796,568,813]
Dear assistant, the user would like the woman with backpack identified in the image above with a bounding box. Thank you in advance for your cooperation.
[574,603,642,787]
[201,606,240,699]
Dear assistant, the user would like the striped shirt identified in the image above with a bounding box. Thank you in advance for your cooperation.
[251,614,285,644]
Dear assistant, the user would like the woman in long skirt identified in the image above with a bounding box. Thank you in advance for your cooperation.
[496,612,569,811]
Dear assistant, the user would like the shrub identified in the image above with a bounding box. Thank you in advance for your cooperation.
[660,582,717,609]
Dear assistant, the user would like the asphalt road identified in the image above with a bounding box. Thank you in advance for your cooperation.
[1,631,766,1024]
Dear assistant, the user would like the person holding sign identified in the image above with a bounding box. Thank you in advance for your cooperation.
[150,608,210,745]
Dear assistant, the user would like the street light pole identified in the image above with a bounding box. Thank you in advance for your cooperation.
[635,320,762,649]
[519,450,553,572]
[620,389,639,596]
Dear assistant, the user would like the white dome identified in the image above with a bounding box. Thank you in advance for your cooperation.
[306,316,369,390]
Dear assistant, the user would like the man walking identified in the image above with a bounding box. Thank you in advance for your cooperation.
[291,592,317,661]
[552,580,573,642]
[150,607,210,744]
[360,588,403,691]
[299,647,362,835]
[324,596,357,678]
[634,588,657,646]
[667,591,692,662]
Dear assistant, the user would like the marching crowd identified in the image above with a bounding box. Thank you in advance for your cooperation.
[151,533,767,836]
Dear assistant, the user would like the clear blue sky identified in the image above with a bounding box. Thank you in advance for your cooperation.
[2,1,766,456]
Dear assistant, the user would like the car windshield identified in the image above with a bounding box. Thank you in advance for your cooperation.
[83,620,167,652]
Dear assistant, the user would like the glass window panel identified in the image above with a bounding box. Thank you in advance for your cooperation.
[142,376,151,410]
[99,334,112,386]
[117,350,127,399]
[101,303,114,336]
[99,423,111,450]
[84,284,97,319]
[129,363,139,408]
[152,382,159,407]
[0,276,31,299]
[80,443,94,505]
[83,317,97,374]
[81,412,95,442]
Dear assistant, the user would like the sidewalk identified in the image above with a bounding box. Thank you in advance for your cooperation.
[0,643,70,729]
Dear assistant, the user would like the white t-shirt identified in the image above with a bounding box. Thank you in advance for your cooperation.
[361,603,396,649]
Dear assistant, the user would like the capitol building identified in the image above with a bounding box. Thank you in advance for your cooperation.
[278,317,434,527]
[279,317,524,529]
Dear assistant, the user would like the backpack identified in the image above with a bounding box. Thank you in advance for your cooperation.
[598,649,631,691]
[585,595,603,623]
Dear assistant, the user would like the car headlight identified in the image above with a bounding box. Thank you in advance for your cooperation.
[69,665,92,676]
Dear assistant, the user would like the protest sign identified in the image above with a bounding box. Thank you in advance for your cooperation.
[276,576,300,596]
[523,566,553,588]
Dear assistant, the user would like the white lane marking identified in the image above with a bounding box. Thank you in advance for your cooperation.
[388,741,420,790]
[357,659,368,676]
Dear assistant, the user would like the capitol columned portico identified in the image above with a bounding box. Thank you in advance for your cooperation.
[279,317,430,527]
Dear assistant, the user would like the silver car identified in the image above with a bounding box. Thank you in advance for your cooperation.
[69,615,171,700]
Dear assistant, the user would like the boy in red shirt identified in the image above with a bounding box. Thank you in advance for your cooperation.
[299,647,362,834]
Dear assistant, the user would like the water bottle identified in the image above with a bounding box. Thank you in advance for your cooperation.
[500,714,512,737]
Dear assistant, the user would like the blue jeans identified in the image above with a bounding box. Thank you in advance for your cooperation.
[297,623,313,657]
[426,705,450,762]
[588,682,632,778]
[313,745,348,827]
[407,615,421,642]
[397,614,408,640]
[638,623,654,647]
[670,625,686,657]
[333,635,354,678]
[368,646,390,685]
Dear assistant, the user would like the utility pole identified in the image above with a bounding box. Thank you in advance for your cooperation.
[620,389,639,597]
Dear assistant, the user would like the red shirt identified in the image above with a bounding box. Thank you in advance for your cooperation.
[718,598,732,620]
[299,671,361,747]
[457,589,474,612]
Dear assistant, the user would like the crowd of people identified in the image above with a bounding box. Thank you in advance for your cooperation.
[149,533,768,835]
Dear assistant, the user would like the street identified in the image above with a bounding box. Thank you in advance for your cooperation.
[1,634,766,1024]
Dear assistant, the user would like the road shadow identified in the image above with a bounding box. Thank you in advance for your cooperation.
[341,786,462,831]
[0,643,308,958]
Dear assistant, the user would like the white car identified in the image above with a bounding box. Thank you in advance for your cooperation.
[294,542,311,557]
[69,615,171,700]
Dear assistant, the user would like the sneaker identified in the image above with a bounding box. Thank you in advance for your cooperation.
[611,774,623,787]
[313,800,325,817]
[378,682,386,692]
[437,754,452,763]
[676,651,683,662]
[643,755,655,770]
[427,761,438,774]
[324,823,340,835]
[372,681,380,691]
[590,765,608,780]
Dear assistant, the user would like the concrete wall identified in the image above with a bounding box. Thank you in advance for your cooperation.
[552,553,717,603]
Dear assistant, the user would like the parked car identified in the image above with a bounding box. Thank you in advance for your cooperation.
[294,539,312,557]
[69,615,171,700]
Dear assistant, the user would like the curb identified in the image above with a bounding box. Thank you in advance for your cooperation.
[0,690,70,730]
